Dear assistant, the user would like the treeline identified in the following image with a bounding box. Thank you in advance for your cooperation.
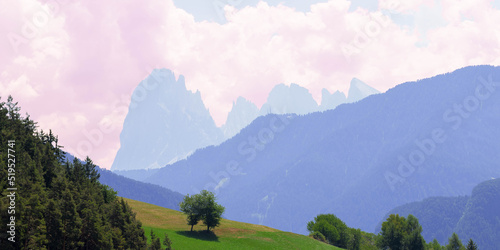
[0,96,147,249]
[308,212,478,250]
[377,214,479,249]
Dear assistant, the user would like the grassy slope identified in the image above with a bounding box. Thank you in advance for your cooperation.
[123,198,342,250]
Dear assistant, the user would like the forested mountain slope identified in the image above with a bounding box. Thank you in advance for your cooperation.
[0,96,146,249]
[144,65,500,234]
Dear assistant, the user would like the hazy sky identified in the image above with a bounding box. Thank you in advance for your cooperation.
[1,0,500,169]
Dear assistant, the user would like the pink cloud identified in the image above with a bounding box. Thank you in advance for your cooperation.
[1,0,499,169]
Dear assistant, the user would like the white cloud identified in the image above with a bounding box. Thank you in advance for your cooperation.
[0,74,39,98]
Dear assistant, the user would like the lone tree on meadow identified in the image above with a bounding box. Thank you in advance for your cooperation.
[179,190,225,232]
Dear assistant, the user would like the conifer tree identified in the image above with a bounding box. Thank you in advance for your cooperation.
[149,229,162,250]
[0,96,148,249]
[45,200,63,249]
[466,238,478,250]
[164,233,173,250]
[60,189,82,249]
[447,233,464,250]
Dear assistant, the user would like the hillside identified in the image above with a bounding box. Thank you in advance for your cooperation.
[123,198,341,249]
[375,196,469,244]
[455,178,500,249]
[0,96,147,249]
[65,152,184,210]
[377,178,500,249]
[98,168,184,210]
[142,65,500,234]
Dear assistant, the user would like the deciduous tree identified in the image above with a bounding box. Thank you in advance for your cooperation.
[179,190,225,232]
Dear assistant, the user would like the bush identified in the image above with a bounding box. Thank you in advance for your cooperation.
[310,231,327,243]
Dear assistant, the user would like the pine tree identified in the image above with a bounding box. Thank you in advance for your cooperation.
[430,239,442,250]
[466,238,478,250]
[60,189,82,249]
[0,95,147,249]
[19,174,48,249]
[45,200,63,249]
[79,198,103,249]
[164,233,173,250]
[447,233,464,250]
[149,229,162,250]
[84,156,100,184]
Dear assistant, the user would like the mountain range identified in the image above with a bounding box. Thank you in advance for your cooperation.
[376,178,500,249]
[111,69,379,171]
[111,69,224,171]
[139,65,500,235]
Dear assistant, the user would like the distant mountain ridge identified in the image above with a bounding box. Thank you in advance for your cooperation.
[141,65,500,235]
[65,152,183,210]
[222,97,260,139]
[376,178,500,249]
[260,83,319,115]
[111,69,224,171]
[111,69,378,171]
[347,77,380,103]
[319,89,347,111]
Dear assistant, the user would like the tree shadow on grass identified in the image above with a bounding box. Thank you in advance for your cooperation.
[176,230,220,242]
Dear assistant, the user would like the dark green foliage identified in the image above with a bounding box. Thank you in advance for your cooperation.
[163,233,173,250]
[446,233,464,250]
[149,229,162,250]
[179,194,201,231]
[376,214,426,250]
[60,189,82,249]
[428,239,443,250]
[376,196,469,245]
[201,191,225,232]
[307,213,350,248]
[313,220,339,244]
[466,239,477,250]
[179,190,225,232]
[405,215,426,250]
[378,178,499,249]
[0,96,147,249]
[45,199,62,249]
[101,184,118,203]
[348,228,361,250]
[310,231,327,243]
[308,213,379,249]
[377,214,407,249]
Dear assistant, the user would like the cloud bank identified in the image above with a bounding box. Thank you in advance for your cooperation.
[1,0,499,169]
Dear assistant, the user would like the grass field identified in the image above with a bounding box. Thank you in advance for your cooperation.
[123,198,343,249]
